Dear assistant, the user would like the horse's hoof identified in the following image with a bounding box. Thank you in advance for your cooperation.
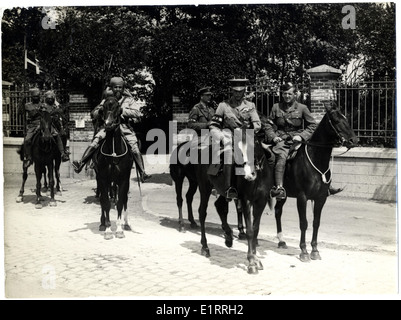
[311,251,322,260]
[278,241,288,249]
[256,260,264,270]
[123,224,132,231]
[299,252,311,262]
[35,203,42,209]
[49,200,57,207]
[99,225,106,232]
[190,222,198,229]
[225,233,233,248]
[238,232,247,240]
[201,247,210,258]
[115,231,125,239]
[104,232,114,240]
[16,196,23,203]
[178,224,186,233]
[248,265,259,275]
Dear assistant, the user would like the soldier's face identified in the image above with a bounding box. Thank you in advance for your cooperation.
[201,93,212,103]
[282,88,296,104]
[112,85,123,99]
[232,89,245,101]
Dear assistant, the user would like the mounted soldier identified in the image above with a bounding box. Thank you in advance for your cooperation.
[209,78,261,201]
[72,77,151,182]
[265,82,342,199]
[18,88,69,168]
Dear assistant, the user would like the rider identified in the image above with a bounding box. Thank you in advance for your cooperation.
[42,90,70,162]
[18,88,43,168]
[209,78,261,201]
[264,82,317,199]
[72,77,151,182]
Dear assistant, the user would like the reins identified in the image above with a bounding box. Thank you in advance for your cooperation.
[100,130,128,158]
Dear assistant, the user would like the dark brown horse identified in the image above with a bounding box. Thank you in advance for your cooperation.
[94,97,134,240]
[170,141,247,238]
[16,111,58,208]
[274,102,358,261]
[196,130,275,274]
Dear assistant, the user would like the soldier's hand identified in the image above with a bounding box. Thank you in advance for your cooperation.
[293,135,302,142]
[226,117,242,130]
[273,136,283,144]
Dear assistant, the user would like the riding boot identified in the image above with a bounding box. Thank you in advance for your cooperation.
[72,146,97,173]
[55,135,70,162]
[224,164,238,202]
[132,148,151,182]
[271,158,286,199]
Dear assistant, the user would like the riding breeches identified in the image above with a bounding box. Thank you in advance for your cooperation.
[272,141,290,186]
[91,126,139,153]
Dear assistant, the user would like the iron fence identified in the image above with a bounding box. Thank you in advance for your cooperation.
[2,89,69,138]
[334,80,396,148]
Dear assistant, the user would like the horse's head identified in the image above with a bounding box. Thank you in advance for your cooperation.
[324,101,359,148]
[100,96,121,131]
[39,110,53,143]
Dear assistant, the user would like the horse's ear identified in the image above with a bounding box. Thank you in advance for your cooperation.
[324,101,338,112]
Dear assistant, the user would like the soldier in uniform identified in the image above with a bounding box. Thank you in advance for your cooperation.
[188,87,215,134]
[42,90,70,162]
[18,88,43,168]
[264,82,316,199]
[209,78,261,201]
[72,77,151,182]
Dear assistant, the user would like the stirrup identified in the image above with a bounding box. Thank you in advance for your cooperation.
[225,187,238,202]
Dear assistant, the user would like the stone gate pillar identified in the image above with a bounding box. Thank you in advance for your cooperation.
[306,64,342,122]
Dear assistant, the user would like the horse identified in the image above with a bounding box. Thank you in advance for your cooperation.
[274,102,358,262]
[16,111,58,208]
[170,141,248,238]
[16,112,64,203]
[196,128,275,274]
[94,96,134,240]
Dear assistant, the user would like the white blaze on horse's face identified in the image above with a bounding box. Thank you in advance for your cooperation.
[243,163,256,181]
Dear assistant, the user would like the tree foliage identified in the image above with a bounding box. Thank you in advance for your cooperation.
[1,3,396,114]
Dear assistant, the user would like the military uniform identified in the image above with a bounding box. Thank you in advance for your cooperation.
[265,100,317,198]
[73,76,150,182]
[188,101,215,135]
[209,79,261,201]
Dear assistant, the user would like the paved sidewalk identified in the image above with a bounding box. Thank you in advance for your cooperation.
[2,166,399,298]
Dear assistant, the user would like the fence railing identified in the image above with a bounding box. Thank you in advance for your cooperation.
[2,89,69,138]
[334,80,396,148]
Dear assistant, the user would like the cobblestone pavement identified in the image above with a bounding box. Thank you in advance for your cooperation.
[2,163,399,299]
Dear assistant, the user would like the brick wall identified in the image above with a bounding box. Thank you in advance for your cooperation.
[68,93,94,142]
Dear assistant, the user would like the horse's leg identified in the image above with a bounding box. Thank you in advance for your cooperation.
[116,180,129,238]
[34,164,43,209]
[186,178,198,229]
[297,194,310,262]
[215,195,233,248]
[55,157,62,195]
[16,164,29,202]
[48,163,56,207]
[252,199,267,271]
[274,198,288,249]
[242,199,258,274]
[172,173,185,232]
[235,199,246,240]
[199,185,212,257]
[310,197,327,260]
[99,179,112,239]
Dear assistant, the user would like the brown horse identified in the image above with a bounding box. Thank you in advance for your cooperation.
[94,97,134,239]
[196,130,275,274]
[274,102,358,261]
